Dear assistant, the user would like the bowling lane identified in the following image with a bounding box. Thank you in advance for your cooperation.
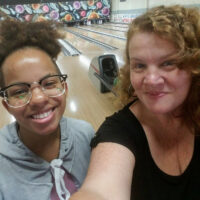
[61,27,125,65]
[62,30,106,55]
[107,22,129,27]
[103,23,129,29]
[57,52,119,130]
[76,25,127,38]
[95,26,128,33]
[61,26,125,74]
[94,24,129,32]
[58,27,125,130]
[0,105,15,128]
[66,27,126,50]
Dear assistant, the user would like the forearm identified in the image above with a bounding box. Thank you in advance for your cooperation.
[70,143,134,200]
[70,189,106,200]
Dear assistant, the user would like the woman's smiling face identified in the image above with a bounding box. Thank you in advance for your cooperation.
[129,32,191,115]
[1,48,67,136]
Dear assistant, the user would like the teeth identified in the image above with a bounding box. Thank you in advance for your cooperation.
[32,110,52,119]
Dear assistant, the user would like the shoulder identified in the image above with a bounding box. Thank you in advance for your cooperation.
[98,102,140,133]
[0,151,16,186]
[0,122,17,136]
[0,122,18,144]
[91,102,143,154]
[60,117,95,141]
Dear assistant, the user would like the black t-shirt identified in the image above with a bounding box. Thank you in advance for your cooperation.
[91,103,200,200]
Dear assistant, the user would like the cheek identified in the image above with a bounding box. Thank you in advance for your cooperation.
[179,79,191,98]
[175,72,191,92]
[130,73,141,89]
[6,108,25,121]
[57,95,67,112]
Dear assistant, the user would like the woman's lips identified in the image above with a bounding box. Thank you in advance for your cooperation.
[145,91,166,97]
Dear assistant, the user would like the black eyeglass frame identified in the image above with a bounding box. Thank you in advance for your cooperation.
[0,74,68,98]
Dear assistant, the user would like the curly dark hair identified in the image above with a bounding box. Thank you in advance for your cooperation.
[115,5,200,131]
[0,18,65,88]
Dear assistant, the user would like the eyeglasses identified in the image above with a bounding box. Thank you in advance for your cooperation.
[0,74,67,108]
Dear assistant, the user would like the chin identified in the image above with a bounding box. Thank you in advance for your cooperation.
[145,104,174,115]
[35,125,58,136]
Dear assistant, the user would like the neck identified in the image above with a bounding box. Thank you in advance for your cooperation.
[130,101,193,141]
[18,125,61,162]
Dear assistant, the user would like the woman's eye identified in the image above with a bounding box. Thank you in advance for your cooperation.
[46,81,54,86]
[15,90,26,95]
[163,61,172,66]
[43,81,58,89]
[136,63,145,68]
[131,63,146,72]
[161,61,176,69]
[10,89,28,98]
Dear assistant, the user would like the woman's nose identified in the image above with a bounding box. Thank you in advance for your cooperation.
[29,87,48,107]
[143,68,164,90]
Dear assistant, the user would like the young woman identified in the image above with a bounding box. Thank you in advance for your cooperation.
[70,5,200,200]
[0,19,94,200]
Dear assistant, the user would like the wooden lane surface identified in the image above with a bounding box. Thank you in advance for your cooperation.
[76,26,127,37]
[57,52,118,130]
[59,27,125,129]
[102,23,129,29]
[106,22,130,27]
[91,24,129,33]
[63,31,105,54]
[62,27,126,67]
[67,27,126,50]
[0,24,126,131]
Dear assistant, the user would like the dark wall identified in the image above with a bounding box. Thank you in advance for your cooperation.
[0,0,74,5]
[0,0,110,22]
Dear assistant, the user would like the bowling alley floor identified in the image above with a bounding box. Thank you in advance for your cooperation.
[0,22,128,131]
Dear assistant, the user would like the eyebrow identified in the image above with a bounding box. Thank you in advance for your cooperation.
[39,73,54,81]
[130,51,178,62]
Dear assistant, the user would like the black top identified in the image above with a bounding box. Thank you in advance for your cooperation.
[91,102,200,200]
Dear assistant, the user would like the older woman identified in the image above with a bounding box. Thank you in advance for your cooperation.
[70,5,200,200]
